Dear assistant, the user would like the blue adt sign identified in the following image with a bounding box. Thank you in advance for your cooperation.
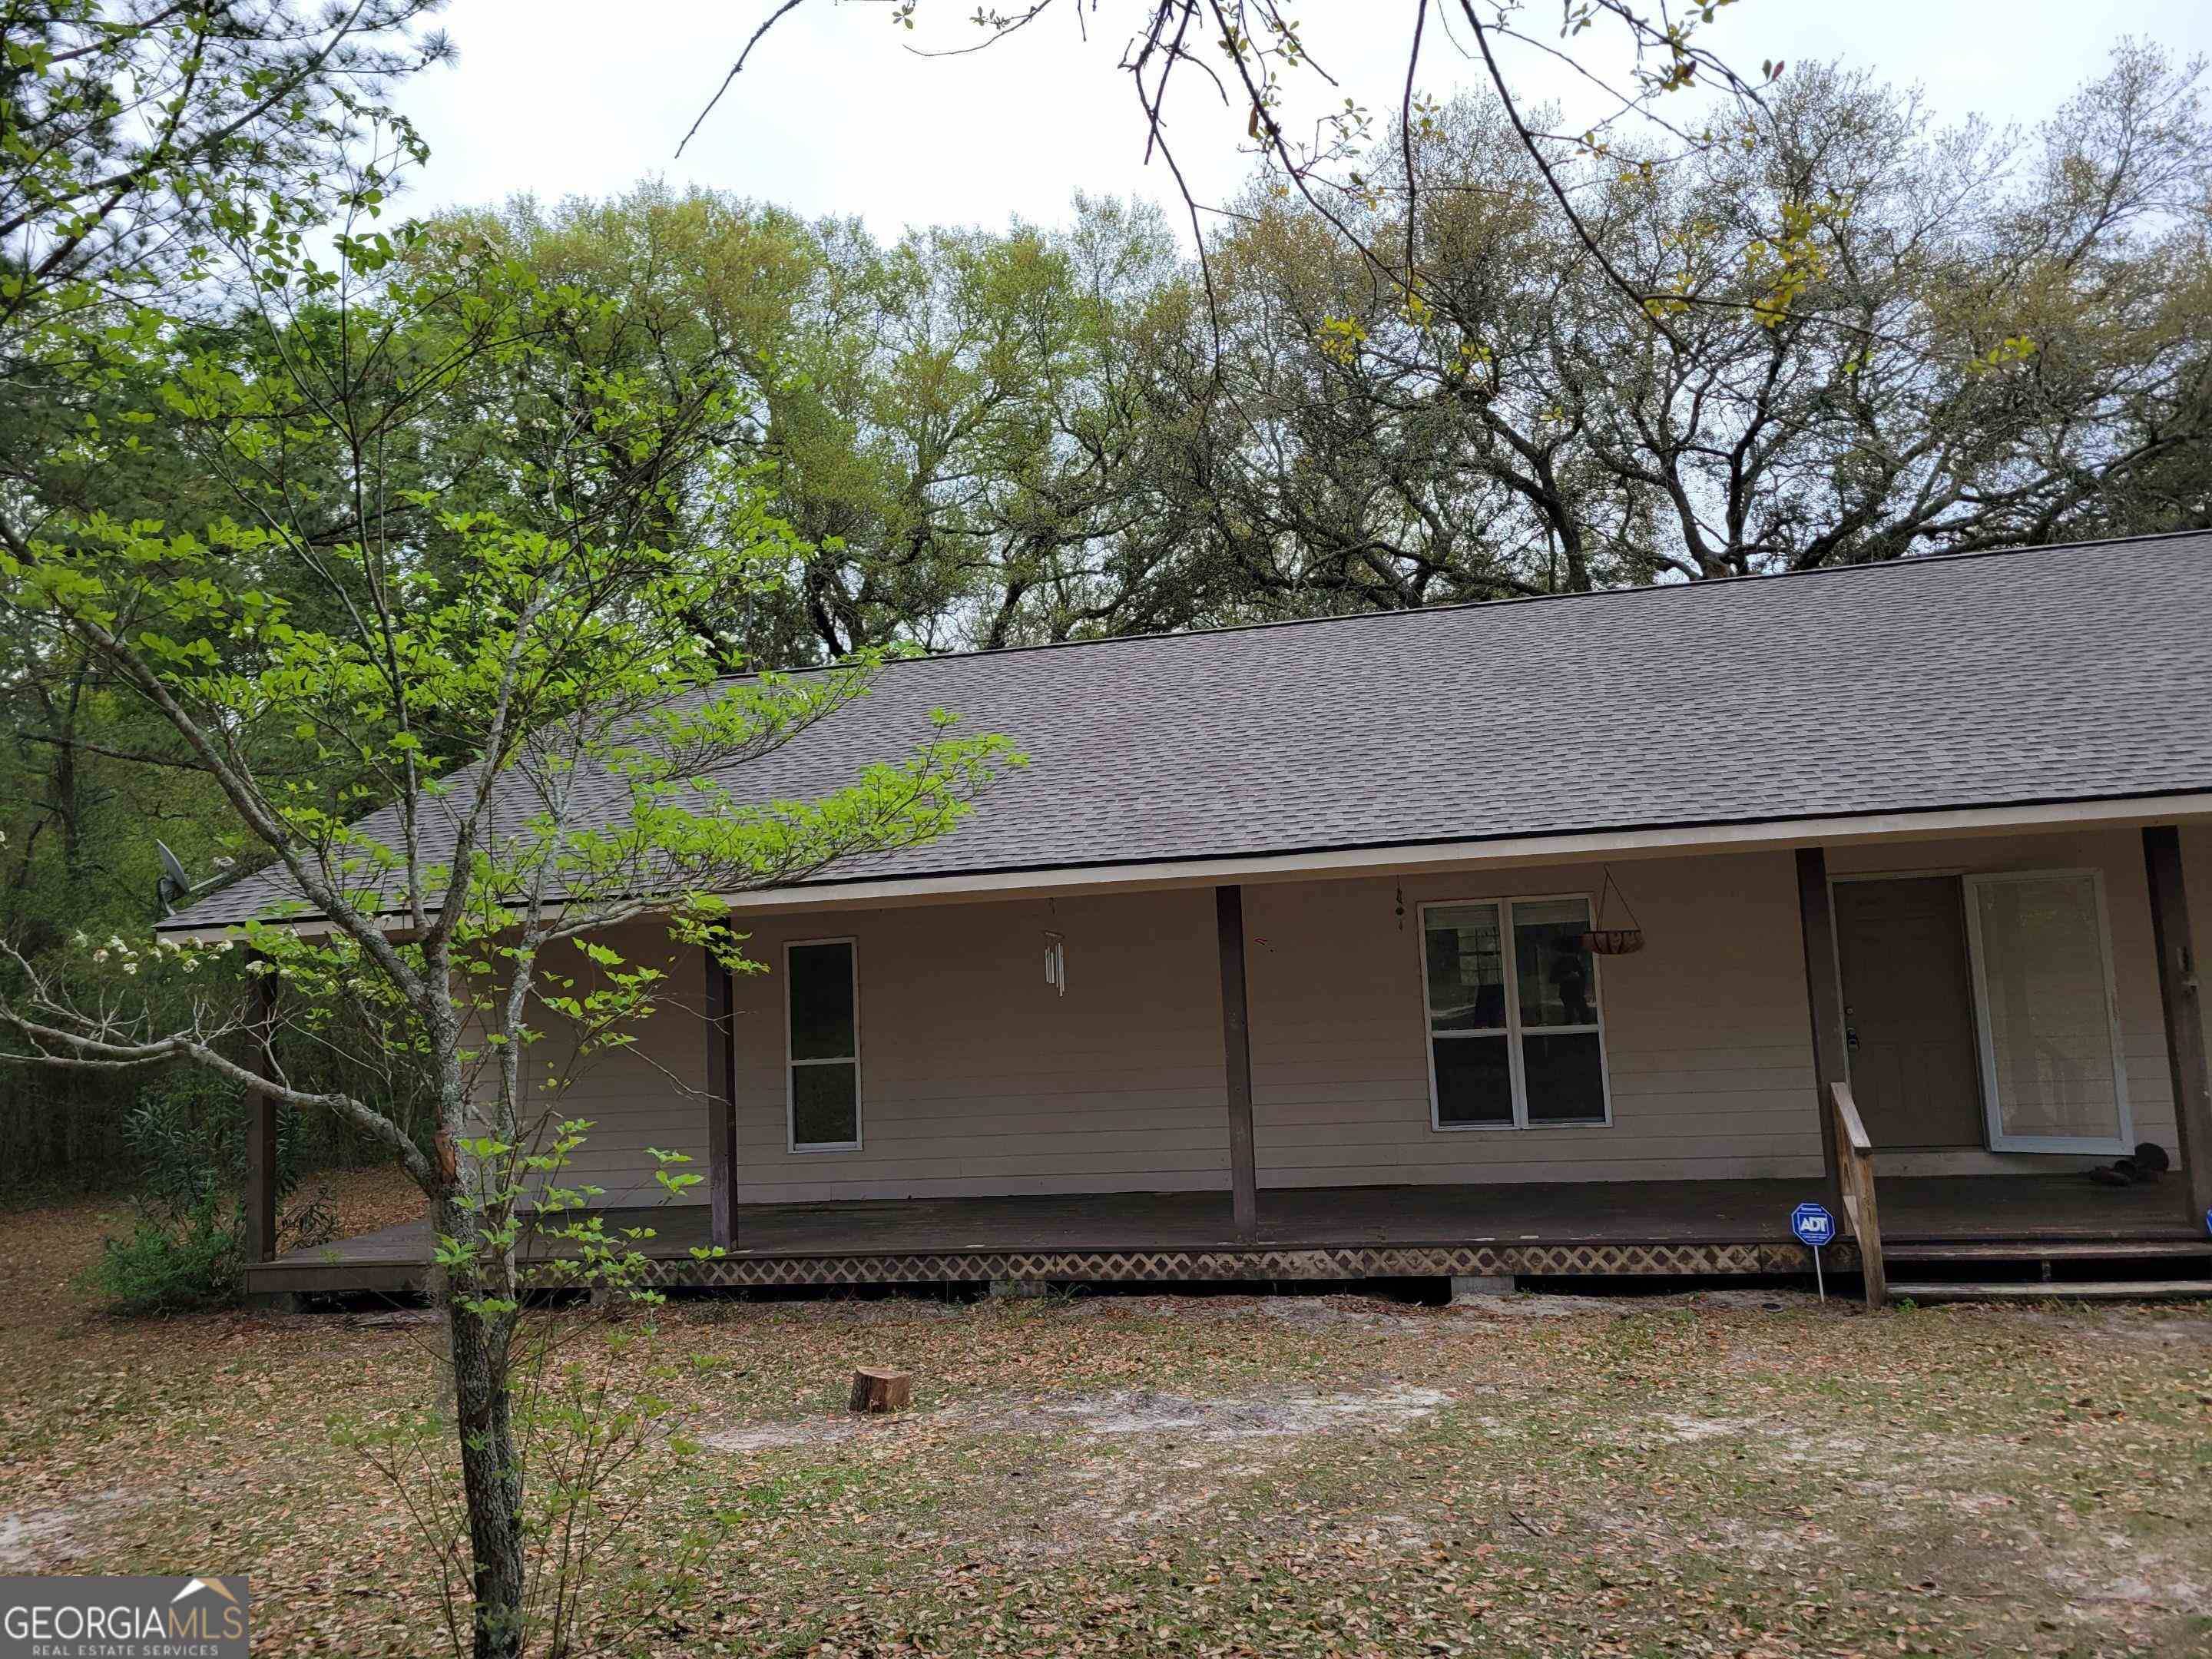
[1790,1202,1837,1247]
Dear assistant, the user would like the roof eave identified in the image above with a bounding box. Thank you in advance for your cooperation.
[150,787,2212,942]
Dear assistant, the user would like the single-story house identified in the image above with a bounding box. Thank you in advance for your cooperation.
[173,531,2212,1301]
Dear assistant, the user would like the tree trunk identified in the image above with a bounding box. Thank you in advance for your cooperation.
[441,1200,527,1659]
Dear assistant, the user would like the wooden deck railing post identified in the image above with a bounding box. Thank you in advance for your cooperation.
[1830,1082,1886,1309]
[1796,847,1849,1209]
[243,959,280,1264]
[1215,885,1260,1239]
[2144,826,2212,1227]
[704,946,739,1250]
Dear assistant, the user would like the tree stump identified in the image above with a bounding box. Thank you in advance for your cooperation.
[848,1367,912,1414]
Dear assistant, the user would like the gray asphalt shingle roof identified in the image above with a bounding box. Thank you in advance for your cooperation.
[164,531,2212,930]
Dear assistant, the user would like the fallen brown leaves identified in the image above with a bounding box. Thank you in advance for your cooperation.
[3,1188,2210,1656]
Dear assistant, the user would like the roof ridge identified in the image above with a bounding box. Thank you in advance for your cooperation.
[730,527,2209,680]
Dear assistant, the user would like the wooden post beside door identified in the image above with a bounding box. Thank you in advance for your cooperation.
[1796,847,1849,1208]
[1215,885,1260,1239]
[2144,826,2212,1224]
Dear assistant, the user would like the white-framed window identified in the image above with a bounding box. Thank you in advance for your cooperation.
[1419,896,1611,1130]
[786,937,860,1152]
[1960,869,2133,1154]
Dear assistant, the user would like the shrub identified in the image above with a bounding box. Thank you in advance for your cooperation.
[87,1193,243,1313]
[126,1069,243,1213]
[80,1069,339,1312]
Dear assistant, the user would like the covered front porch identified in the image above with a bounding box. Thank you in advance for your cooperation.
[238,813,2212,1306]
[241,1170,2209,1299]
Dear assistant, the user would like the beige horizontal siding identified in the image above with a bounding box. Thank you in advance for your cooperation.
[1244,854,1826,1187]
[486,927,714,1207]
[492,820,2209,1208]
[724,890,1230,1202]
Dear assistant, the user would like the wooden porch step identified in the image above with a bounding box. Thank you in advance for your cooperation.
[1889,1279,2212,1304]
[1885,1240,2212,1263]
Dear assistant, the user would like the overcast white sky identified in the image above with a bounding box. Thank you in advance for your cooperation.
[388,2,2212,240]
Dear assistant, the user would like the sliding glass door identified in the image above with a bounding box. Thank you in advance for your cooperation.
[1962,870,2133,1154]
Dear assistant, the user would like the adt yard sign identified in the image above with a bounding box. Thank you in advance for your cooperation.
[1791,1203,1836,1247]
[1791,1202,1837,1301]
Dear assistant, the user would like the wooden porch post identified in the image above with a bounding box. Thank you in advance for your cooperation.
[2143,826,2212,1225]
[1215,885,1260,1239]
[1795,847,1848,1207]
[243,962,280,1264]
[704,947,739,1250]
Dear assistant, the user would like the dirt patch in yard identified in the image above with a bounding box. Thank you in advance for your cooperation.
[700,1381,1449,1453]
[700,1416,866,1454]
[2041,1547,2212,1621]
[1044,1382,1449,1439]
[1452,1285,1818,1318]
[1449,1290,1597,1316]
[0,1489,139,1571]
[1651,1409,1763,1442]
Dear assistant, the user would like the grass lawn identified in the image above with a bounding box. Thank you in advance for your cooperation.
[4,1174,2210,1657]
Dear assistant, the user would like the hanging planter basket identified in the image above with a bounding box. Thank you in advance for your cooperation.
[1581,926,1647,956]
[1578,868,1647,955]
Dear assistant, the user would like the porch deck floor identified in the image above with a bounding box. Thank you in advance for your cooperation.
[252,1174,2203,1294]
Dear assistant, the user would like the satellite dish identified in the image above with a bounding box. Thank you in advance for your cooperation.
[154,839,220,916]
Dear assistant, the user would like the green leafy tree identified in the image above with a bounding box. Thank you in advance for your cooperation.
[0,135,1017,1659]
[1151,51,2212,603]
[702,7,2210,596]
[458,187,1229,656]
[2,0,457,1181]
[0,0,448,362]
